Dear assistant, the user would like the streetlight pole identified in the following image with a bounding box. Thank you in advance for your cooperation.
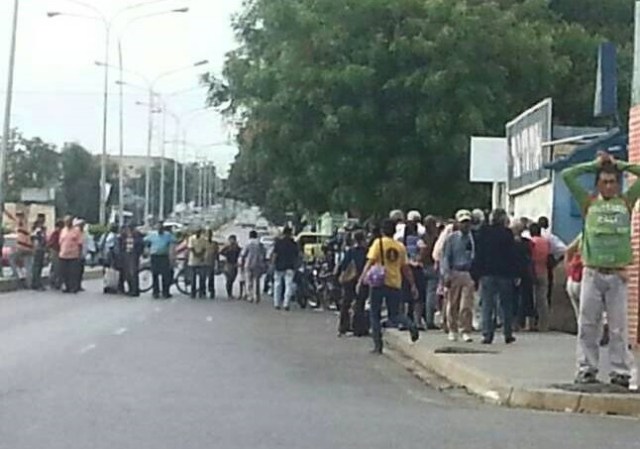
[0,0,20,232]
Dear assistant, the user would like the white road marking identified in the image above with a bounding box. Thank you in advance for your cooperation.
[79,344,96,354]
[113,327,128,336]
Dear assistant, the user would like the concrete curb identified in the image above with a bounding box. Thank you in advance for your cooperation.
[385,330,640,418]
[0,267,103,293]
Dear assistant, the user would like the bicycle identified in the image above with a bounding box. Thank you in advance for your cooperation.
[138,260,192,296]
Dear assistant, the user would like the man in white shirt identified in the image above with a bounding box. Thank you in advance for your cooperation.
[393,210,425,241]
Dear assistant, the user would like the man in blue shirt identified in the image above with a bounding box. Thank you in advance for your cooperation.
[144,221,176,299]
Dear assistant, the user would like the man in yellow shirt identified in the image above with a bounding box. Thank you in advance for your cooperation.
[357,219,419,354]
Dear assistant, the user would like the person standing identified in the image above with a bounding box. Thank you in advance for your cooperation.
[421,216,440,330]
[10,211,34,288]
[59,216,83,293]
[206,230,220,299]
[272,227,299,311]
[400,219,426,330]
[538,216,567,305]
[144,221,176,299]
[30,215,47,291]
[511,222,535,330]
[76,219,94,292]
[562,152,639,388]
[336,230,368,337]
[357,219,419,354]
[474,209,518,344]
[440,210,475,342]
[188,228,208,299]
[241,230,266,303]
[47,220,64,290]
[529,223,551,332]
[119,225,143,297]
[221,235,242,299]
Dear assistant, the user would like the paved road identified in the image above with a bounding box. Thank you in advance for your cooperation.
[0,227,638,448]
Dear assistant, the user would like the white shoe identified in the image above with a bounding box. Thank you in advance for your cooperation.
[462,333,473,343]
[448,331,458,342]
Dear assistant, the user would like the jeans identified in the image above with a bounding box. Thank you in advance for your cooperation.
[424,264,439,327]
[207,265,216,298]
[225,265,239,297]
[273,269,295,308]
[31,250,45,289]
[246,269,262,303]
[533,275,550,331]
[190,266,207,298]
[480,276,514,342]
[370,286,415,351]
[49,250,61,289]
[122,255,139,296]
[150,255,172,298]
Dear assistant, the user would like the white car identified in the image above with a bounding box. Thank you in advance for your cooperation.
[256,218,269,231]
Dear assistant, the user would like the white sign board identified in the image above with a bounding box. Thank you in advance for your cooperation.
[469,137,508,183]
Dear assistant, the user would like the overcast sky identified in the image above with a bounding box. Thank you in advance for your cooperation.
[0,0,244,176]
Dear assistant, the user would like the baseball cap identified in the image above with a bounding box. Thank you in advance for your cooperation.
[389,209,405,221]
[455,209,472,223]
[407,210,422,222]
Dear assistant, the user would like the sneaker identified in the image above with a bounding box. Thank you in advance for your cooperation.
[505,336,516,345]
[461,333,473,343]
[611,373,631,389]
[275,305,281,310]
[448,331,458,342]
[370,347,383,355]
[575,371,599,385]
[481,337,493,345]
[284,306,290,312]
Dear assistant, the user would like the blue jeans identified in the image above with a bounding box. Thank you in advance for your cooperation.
[480,276,514,342]
[370,286,415,350]
[424,264,438,327]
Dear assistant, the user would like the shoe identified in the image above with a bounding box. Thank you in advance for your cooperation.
[275,305,281,310]
[410,326,420,343]
[575,371,599,385]
[426,324,440,331]
[163,294,173,299]
[152,294,159,300]
[481,338,493,345]
[461,333,473,343]
[505,336,516,345]
[448,331,458,342]
[370,347,383,355]
[611,373,631,389]
[284,306,290,312]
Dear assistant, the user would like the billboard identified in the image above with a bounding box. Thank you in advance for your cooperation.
[506,98,553,193]
[469,137,508,183]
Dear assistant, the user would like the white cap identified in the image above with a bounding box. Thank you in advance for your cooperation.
[455,209,472,223]
[407,210,422,222]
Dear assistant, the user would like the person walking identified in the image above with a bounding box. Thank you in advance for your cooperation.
[144,221,176,299]
[336,230,368,337]
[562,152,639,388]
[441,210,475,342]
[119,225,143,297]
[59,216,83,293]
[188,228,208,299]
[357,219,419,354]
[474,209,518,344]
[30,214,47,291]
[206,231,220,299]
[221,235,242,299]
[272,227,299,311]
[529,223,551,332]
[400,218,427,330]
[241,230,266,303]
[47,220,64,290]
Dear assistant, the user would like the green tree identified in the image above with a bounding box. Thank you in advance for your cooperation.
[210,0,634,218]
[60,143,101,222]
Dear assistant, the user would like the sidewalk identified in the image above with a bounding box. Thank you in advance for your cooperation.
[385,329,640,417]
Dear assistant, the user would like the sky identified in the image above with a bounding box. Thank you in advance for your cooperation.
[0,0,245,177]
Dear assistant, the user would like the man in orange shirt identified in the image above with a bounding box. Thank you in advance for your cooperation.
[59,216,83,293]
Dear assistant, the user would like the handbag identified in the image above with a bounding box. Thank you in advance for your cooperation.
[338,258,358,285]
[364,238,386,288]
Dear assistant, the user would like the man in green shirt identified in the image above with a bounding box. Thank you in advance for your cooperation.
[562,151,640,389]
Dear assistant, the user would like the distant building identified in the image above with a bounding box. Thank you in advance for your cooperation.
[107,155,177,179]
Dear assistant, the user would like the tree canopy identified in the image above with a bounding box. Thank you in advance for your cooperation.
[208,0,634,220]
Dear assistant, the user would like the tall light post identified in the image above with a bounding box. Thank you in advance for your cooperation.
[0,0,20,232]
[110,59,208,223]
[46,0,184,224]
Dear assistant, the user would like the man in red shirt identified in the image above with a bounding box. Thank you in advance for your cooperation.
[59,216,83,293]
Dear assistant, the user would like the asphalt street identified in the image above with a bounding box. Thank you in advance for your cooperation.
[0,226,638,448]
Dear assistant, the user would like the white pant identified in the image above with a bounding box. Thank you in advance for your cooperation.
[577,268,630,377]
[273,269,295,308]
